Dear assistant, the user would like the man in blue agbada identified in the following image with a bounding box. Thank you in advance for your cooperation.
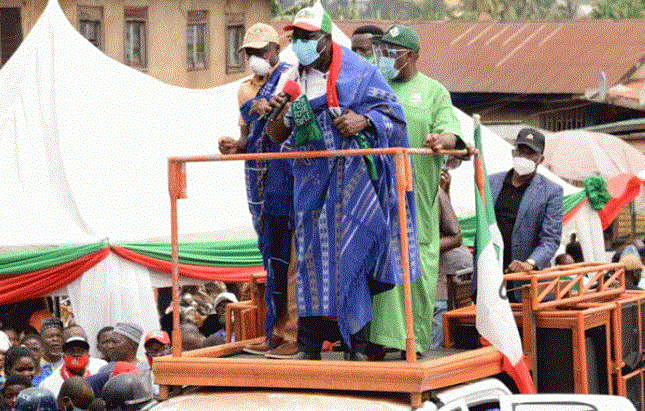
[218,23,298,358]
[266,7,421,360]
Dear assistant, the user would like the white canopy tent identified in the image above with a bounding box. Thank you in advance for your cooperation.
[0,0,606,354]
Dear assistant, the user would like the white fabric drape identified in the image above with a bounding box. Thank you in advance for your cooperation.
[66,253,159,358]
[563,202,607,263]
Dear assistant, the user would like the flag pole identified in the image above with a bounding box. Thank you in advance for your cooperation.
[471,114,537,394]
[473,115,485,201]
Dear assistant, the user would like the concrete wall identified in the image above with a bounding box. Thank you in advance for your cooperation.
[2,0,272,88]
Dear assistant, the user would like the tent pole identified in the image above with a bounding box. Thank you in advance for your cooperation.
[630,201,636,240]
[168,160,186,356]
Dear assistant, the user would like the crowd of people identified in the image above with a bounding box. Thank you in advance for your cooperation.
[0,317,169,410]
[0,279,257,410]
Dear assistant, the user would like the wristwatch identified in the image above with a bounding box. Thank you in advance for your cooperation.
[526,259,537,270]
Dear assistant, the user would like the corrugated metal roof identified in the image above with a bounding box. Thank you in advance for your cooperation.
[329,19,645,94]
[609,81,643,100]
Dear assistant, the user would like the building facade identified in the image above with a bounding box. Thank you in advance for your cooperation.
[1,0,273,87]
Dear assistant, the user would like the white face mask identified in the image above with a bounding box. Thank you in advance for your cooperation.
[512,156,537,176]
[249,55,271,76]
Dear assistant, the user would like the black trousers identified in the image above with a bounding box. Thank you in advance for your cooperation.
[297,316,369,359]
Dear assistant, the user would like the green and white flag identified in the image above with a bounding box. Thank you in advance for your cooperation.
[473,115,535,393]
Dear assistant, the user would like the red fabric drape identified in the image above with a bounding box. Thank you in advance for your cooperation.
[598,176,642,230]
[0,247,110,304]
[110,246,265,283]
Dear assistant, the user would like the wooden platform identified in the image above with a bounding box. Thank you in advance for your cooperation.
[153,337,507,407]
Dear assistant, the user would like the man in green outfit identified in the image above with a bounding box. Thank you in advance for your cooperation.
[369,24,465,355]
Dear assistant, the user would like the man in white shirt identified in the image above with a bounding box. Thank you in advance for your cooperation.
[40,336,106,396]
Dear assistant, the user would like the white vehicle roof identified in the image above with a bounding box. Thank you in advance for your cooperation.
[498,393,637,411]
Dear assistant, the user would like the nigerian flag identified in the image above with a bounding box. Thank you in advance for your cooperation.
[473,115,535,393]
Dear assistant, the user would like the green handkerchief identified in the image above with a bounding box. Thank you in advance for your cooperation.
[291,95,322,146]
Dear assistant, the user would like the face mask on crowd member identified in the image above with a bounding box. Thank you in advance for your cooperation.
[373,44,410,80]
[512,128,545,177]
[373,24,420,81]
[245,45,278,76]
[511,155,537,176]
[291,34,327,66]
[284,8,333,68]
[351,25,383,65]
[248,55,272,76]
[62,337,91,377]
[239,23,280,76]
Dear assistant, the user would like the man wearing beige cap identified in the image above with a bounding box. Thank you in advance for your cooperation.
[218,23,298,359]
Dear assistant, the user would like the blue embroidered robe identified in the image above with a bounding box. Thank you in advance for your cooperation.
[282,47,421,346]
[240,62,292,339]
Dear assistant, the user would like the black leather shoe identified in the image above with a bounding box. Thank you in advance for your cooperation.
[344,351,369,361]
[293,351,321,360]
[400,350,423,360]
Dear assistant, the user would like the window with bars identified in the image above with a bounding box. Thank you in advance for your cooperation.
[225,13,244,74]
[1,7,22,66]
[187,11,208,70]
[78,6,103,49]
[124,8,147,69]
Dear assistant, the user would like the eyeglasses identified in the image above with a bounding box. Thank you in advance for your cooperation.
[290,30,324,42]
[244,47,269,58]
[373,44,408,60]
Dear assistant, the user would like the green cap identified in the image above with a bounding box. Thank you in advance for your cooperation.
[378,24,420,52]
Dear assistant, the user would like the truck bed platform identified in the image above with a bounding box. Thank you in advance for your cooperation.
[153,337,506,407]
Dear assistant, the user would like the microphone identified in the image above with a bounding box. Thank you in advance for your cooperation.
[265,80,301,123]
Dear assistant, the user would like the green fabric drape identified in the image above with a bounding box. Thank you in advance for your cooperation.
[118,239,262,267]
[0,242,108,276]
[582,176,611,211]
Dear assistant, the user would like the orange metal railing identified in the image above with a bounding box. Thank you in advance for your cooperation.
[167,146,466,362]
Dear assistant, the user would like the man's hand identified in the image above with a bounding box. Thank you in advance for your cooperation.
[267,92,289,120]
[423,133,443,153]
[332,110,369,138]
[506,260,535,273]
[456,143,476,161]
[250,98,271,116]
[218,137,242,154]
[440,169,451,192]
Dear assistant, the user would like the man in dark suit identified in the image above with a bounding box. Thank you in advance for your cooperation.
[488,128,563,301]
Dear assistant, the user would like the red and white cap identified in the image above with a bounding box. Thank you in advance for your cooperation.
[283,7,332,34]
[144,330,170,346]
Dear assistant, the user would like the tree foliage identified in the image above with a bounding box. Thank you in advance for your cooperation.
[271,0,645,21]
[590,0,645,19]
